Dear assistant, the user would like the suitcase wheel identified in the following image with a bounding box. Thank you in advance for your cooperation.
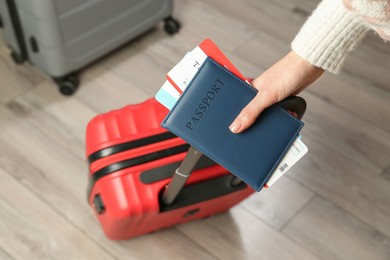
[54,74,79,96]
[93,194,105,214]
[10,51,25,64]
[164,16,181,35]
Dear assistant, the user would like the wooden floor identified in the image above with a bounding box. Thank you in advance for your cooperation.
[0,0,389,259]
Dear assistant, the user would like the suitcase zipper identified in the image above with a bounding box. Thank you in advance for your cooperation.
[88,132,177,164]
[90,144,190,181]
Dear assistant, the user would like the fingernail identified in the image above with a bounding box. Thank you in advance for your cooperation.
[229,121,241,133]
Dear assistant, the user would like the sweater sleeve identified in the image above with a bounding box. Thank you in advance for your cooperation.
[291,0,369,73]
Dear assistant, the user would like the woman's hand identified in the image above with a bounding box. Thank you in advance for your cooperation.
[229,51,324,133]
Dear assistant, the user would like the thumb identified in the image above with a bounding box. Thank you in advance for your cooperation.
[229,91,277,134]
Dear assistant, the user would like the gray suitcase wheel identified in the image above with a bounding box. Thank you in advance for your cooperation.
[10,51,25,64]
[54,74,79,96]
[164,17,180,35]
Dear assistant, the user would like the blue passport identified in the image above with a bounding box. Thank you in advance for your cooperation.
[161,57,304,191]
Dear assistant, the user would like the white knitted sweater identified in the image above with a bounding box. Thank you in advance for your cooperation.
[292,0,390,73]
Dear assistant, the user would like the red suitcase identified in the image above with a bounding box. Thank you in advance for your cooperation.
[86,98,255,240]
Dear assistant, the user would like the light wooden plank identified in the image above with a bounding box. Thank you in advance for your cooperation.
[0,167,115,260]
[239,176,314,230]
[135,0,258,65]
[0,35,46,102]
[287,136,390,238]
[308,73,390,132]
[98,50,169,97]
[233,31,290,69]
[272,0,319,12]
[299,92,390,172]
[5,82,97,159]
[342,41,390,91]
[113,230,216,260]
[362,31,390,55]
[382,165,390,182]
[177,206,322,260]
[175,0,258,50]
[298,0,323,10]
[76,64,154,113]
[0,59,32,103]
[0,104,103,231]
[202,0,304,43]
[283,196,390,260]
[0,248,13,260]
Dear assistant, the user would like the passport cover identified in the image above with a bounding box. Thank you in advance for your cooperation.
[161,57,304,191]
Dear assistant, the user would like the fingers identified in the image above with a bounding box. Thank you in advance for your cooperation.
[229,90,277,133]
[229,51,324,134]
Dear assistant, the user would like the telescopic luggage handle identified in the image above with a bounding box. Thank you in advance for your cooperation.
[276,96,306,120]
[161,147,240,205]
[161,146,202,205]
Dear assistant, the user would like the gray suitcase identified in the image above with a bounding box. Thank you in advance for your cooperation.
[0,0,180,95]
